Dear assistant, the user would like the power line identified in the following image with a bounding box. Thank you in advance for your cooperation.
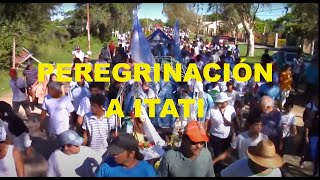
[258,14,285,16]
[257,7,286,13]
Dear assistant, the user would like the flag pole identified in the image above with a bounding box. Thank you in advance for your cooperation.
[86,3,92,55]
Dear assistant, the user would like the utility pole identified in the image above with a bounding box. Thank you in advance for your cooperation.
[215,4,218,35]
[12,34,16,69]
[86,3,91,55]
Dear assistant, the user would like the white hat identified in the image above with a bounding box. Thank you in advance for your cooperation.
[0,120,7,142]
[84,55,90,58]
[215,92,232,103]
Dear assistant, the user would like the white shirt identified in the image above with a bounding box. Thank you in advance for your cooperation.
[225,90,237,106]
[0,145,17,177]
[76,97,91,117]
[279,113,296,138]
[10,78,28,102]
[212,54,220,63]
[47,146,102,177]
[206,105,236,139]
[42,95,75,135]
[68,84,90,112]
[231,131,268,159]
[234,80,248,97]
[188,79,204,99]
[72,50,85,62]
[178,94,194,124]
[221,158,282,177]
[194,46,200,56]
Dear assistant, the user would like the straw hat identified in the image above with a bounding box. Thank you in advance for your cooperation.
[247,140,283,168]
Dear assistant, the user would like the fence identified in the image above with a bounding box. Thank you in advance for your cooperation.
[222,31,287,48]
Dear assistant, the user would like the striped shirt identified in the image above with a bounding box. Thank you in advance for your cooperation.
[23,67,38,86]
[82,112,116,151]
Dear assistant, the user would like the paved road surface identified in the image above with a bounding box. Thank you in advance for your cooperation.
[0,83,315,177]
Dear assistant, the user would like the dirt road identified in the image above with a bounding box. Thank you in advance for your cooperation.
[0,83,315,177]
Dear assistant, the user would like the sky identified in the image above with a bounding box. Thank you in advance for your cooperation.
[54,3,289,21]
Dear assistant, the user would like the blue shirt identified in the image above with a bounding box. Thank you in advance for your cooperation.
[305,65,319,84]
[225,56,235,70]
[95,157,157,177]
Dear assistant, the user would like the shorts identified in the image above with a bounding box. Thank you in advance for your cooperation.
[13,132,32,151]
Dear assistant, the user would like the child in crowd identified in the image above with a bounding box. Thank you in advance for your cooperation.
[279,101,297,156]
[225,82,237,107]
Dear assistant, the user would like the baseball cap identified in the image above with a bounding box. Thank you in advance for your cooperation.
[0,120,7,142]
[9,68,17,76]
[184,121,209,143]
[58,130,83,146]
[107,134,144,160]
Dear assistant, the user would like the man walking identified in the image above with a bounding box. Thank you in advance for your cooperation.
[40,82,74,151]
[100,43,112,62]
[23,60,39,110]
[9,68,31,120]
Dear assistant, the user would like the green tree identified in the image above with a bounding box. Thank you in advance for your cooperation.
[0,3,61,69]
[287,3,318,41]
[72,3,139,42]
[206,3,270,57]
[254,19,265,33]
[162,3,198,31]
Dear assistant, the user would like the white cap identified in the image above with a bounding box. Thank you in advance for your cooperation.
[215,92,232,103]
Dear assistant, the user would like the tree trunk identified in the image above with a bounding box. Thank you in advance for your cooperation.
[232,30,236,38]
[246,34,249,57]
[248,29,255,57]
[311,39,315,55]
[242,19,255,57]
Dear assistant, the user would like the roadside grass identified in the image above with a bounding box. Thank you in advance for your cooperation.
[0,36,103,97]
[238,44,276,64]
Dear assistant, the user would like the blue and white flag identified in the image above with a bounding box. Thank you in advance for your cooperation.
[129,10,155,67]
[173,19,182,62]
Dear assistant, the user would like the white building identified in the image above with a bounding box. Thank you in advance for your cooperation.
[200,20,244,36]
[201,20,223,35]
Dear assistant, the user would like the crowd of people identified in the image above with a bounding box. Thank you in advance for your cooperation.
[0,27,319,177]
